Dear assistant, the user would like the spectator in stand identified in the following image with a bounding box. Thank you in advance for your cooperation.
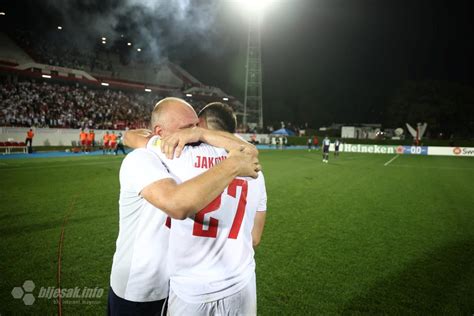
[25,128,34,153]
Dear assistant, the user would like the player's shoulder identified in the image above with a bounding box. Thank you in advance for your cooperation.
[123,148,158,164]
[194,142,227,156]
[241,171,265,185]
[147,135,161,149]
[146,135,227,160]
[256,171,266,185]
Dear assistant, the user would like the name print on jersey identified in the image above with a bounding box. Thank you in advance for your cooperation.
[194,155,227,169]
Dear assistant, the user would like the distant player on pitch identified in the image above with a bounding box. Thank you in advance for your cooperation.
[307,136,313,152]
[334,138,341,157]
[322,136,330,163]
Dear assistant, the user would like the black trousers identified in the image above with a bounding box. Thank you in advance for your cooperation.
[25,138,33,153]
[107,287,167,316]
[114,144,126,155]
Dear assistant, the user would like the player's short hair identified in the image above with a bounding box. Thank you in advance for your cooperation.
[198,102,236,133]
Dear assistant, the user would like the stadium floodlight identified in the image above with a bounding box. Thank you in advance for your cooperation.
[0,12,6,16]
[102,40,106,44]
[144,88,152,92]
[234,0,275,14]
[42,74,51,79]
[127,42,132,46]
[57,26,62,30]
[223,97,229,101]
[186,93,192,97]
[101,82,109,86]
[237,0,276,128]
[101,37,106,41]
[137,48,142,52]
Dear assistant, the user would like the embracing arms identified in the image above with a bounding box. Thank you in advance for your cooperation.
[140,146,260,220]
[124,127,257,159]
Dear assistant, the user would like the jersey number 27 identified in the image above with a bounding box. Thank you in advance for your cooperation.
[193,179,248,239]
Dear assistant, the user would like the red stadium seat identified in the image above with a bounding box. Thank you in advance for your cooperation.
[0,142,5,146]
[19,142,26,146]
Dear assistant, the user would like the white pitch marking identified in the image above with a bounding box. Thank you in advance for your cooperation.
[384,154,399,166]
[388,164,474,171]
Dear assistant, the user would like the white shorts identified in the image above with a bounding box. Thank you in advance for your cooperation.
[168,274,256,316]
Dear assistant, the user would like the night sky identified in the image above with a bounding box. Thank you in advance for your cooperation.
[3,0,474,127]
[179,0,474,127]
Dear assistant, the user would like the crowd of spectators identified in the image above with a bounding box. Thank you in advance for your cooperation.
[4,30,252,131]
[0,78,312,134]
[0,80,156,129]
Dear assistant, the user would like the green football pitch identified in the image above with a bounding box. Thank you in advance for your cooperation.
[1,150,473,315]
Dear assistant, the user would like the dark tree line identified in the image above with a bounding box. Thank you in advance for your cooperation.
[385,80,474,138]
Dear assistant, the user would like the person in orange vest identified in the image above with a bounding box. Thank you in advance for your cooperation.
[103,131,110,154]
[87,129,95,152]
[79,128,88,153]
[25,128,34,153]
[109,131,118,153]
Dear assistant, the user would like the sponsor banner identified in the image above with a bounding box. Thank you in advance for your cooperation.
[341,144,474,157]
[428,146,474,157]
[341,144,398,154]
[395,146,428,155]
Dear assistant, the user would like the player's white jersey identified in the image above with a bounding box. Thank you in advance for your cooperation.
[147,136,267,303]
[323,138,330,146]
[111,148,172,302]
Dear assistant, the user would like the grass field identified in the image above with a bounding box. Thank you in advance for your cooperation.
[1,150,473,315]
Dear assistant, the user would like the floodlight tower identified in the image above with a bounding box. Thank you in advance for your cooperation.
[239,0,272,129]
[243,11,263,129]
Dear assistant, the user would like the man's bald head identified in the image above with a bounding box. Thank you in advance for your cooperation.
[151,97,199,137]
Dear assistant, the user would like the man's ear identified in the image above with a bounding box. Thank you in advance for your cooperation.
[154,125,163,137]
[198,117,207,129]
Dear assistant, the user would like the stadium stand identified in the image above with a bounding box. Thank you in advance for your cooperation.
[11,29,110,72]
[0,79,156,129]
[6,29,203,88]
[0,30,246,132]
[0,32,34,65]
